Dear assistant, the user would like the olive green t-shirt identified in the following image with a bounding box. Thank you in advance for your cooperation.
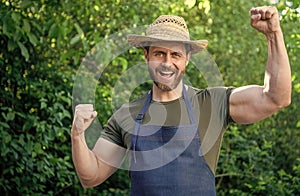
[101,85,234,175]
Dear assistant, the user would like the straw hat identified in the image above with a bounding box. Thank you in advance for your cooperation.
[127,15,208,54]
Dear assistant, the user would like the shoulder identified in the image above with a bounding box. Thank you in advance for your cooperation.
[187,85,234,101]
[109,92,148,129]
[187,85,235,124]
[115,93,148,115]
[102,92,149,147]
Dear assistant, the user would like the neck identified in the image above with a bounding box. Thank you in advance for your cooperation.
[152,81,184,102]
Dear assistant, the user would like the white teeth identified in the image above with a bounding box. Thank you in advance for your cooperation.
[157,69,175,78]
[161,71,173,75]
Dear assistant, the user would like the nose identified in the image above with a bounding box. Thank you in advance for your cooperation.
[163,53,173,66]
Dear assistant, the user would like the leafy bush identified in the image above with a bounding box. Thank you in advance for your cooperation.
[1,0,299,195]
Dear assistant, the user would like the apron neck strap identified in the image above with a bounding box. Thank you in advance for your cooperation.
[136,84,196,124]
[182,85,196,124]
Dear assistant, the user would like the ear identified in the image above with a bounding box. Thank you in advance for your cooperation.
[185,52,191,65]
[143,48,149,62]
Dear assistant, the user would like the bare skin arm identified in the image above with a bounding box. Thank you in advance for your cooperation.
[230,6,291,124]
[71,104,125,188]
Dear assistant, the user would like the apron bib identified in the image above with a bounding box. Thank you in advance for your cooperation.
[130,86,216,196]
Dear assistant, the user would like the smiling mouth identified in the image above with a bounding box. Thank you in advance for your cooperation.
[158,70,175,78]
[157,65,177,78]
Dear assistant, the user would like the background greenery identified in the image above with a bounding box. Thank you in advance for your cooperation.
[1,0,299,195]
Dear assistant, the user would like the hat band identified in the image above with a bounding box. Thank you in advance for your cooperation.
[146,25,190,42]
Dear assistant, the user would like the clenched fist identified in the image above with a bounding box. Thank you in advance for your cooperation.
[72,104,98,135]
[250,6,281,37]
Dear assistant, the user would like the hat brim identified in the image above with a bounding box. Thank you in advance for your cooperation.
[127,34,208,54]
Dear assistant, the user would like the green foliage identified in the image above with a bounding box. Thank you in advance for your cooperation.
[1,0,299,195]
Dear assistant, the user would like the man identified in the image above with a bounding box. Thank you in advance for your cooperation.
[71,6,291,195]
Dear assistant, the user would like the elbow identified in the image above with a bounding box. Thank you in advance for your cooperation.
[279,91,292,108]
[81,182,96,189]
[281,97,291,108]
[79,178,96,189]
[265,87,291,110]
[77,172,104,188]
[79,177,104,189]
[81,181,93,189]
[273,95,291,109]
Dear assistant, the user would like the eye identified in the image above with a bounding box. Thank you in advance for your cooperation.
[172,52,183,58]
[154,51,165,57]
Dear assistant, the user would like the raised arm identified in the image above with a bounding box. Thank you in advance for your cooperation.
[71,104,124,188]
[230,6,291,124]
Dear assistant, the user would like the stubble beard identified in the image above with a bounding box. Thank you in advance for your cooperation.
[149,65,184,92]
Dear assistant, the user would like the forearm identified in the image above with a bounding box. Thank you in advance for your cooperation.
[71,130,101,187]
[264,29,291,107]
[230,6,291,124]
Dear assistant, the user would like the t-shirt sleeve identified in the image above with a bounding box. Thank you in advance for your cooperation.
[226,87,235,124]
[208,86,235,127]
[99,94,147,149]
[100,115,124,147]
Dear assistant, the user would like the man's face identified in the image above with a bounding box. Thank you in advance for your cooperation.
[145,41,191,91]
